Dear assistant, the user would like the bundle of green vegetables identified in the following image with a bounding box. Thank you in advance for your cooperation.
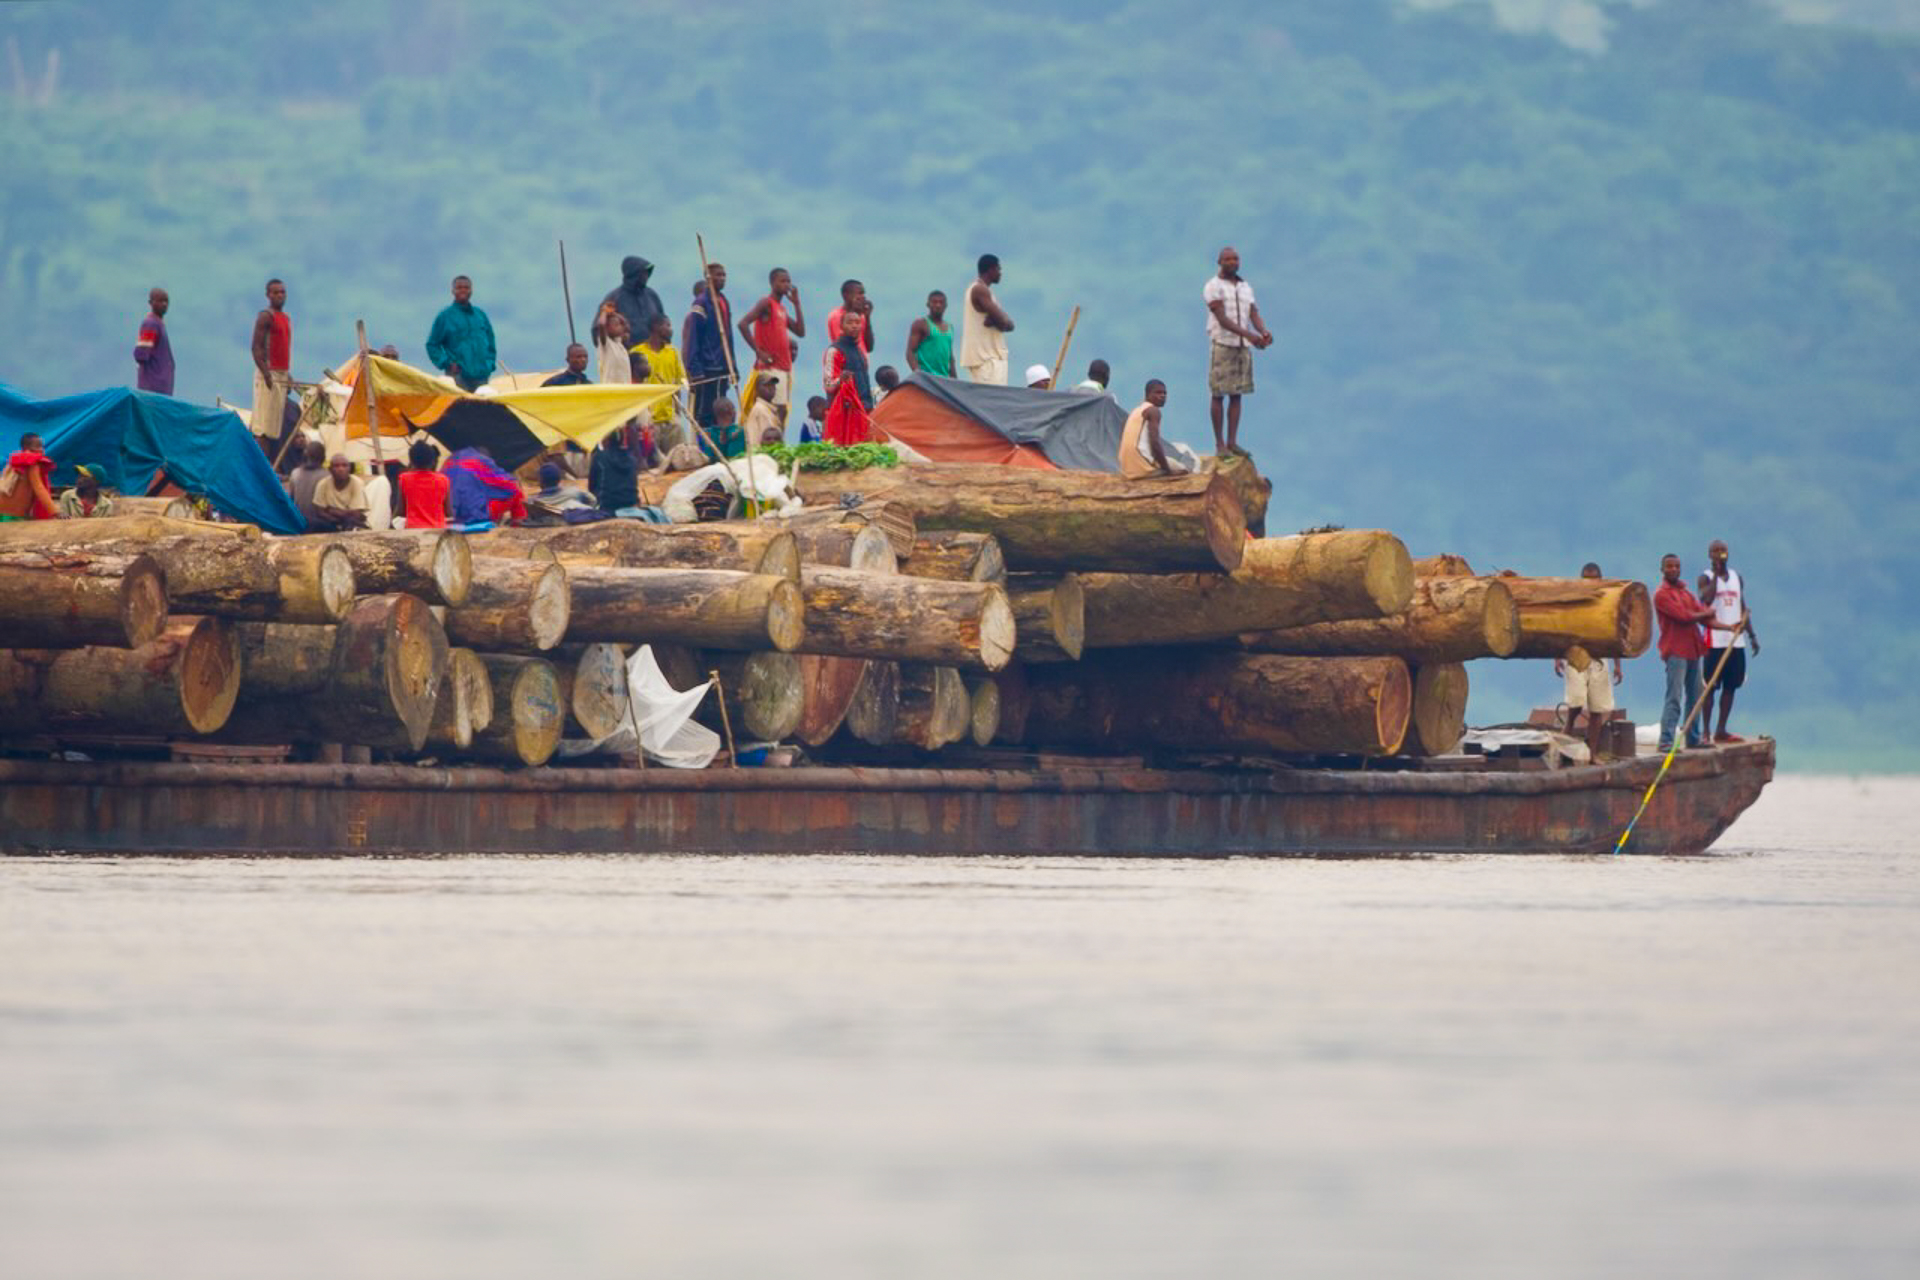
[761,441,900,472]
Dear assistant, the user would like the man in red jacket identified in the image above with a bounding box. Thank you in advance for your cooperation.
[1654,552,1718,751]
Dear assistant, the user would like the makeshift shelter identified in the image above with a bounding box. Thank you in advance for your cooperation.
[341,355,679,471]
[0,382,304,533]
[869,373,1126,472]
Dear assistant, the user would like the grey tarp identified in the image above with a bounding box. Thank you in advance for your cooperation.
[876,373,1126,472]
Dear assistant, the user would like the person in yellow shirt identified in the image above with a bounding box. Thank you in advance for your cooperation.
[633,314,687,453]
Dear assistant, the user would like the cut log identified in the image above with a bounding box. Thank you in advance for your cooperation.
[843,660,901,746]
[319,529,472,607]
[774,501,918,559]
[1022,652,1412,758]
[1006,573,1085,663]
[469,655,565,766]
[647,643,707,696]
[894,665,970,750]
[27,617,241,736]
[991,663,1031,745]
[1499,576,1653,660]
[216,594,450,750]
[1412,554,1475,577]
[794,655,867,746]
[445,557,571,652]
[790,464,1246,573]
[781,515,889,745]
[901,531,1006,583]
[1209,455,1272,538]
[427,648,493,751]
[558,642,631,742]
[468,521,801,581]
[1242,575,1521,663]
[462,532,560,565]
[564,566,805,652]
[783,521,898,575]
[0,549,168,648]
[1080,531,1413,649]
[704,651,805,742]
[796,568,1014,671]
[964,674,1001,748]
[1405,662,1469,757]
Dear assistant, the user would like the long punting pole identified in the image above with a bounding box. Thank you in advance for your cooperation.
[1613,620,1746,855]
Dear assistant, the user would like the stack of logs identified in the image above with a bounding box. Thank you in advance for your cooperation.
[0,459,1650,767]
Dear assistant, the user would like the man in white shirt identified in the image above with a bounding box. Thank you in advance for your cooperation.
[1704,538,1760,743]
[1203,246,1272,458]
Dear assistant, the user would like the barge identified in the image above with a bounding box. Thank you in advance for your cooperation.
[0,737,1772,858]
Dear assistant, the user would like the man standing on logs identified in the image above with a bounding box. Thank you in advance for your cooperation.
[1654,553,1717,752]
[960,254,1014,385]
[134,288,175,395]
[600,256,665,346]
[426,275,497,392]
[685,263,735,428]
[738,267,805,420]
[906,290,955,378]
[1704,538,1759,743]
[1554,562,1624,760]
[249,278,293,449]
[1204,247,1271,458]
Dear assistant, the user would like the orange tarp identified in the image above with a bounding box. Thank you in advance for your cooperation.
[869,385,1057,470]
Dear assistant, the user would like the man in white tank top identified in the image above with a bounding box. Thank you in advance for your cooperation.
[959,253,1015,384]
[1704,538,1760,743]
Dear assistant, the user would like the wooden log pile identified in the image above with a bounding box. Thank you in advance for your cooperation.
[0,455,1645,772]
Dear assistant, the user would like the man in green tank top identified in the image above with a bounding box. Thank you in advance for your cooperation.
[906,290,955,378]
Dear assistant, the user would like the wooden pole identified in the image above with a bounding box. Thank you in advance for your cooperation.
[1614,622,1746,855]
[356,319,386,467]
[558,239,577,346]
[708,667,738,767]
[1047,305,1081,391]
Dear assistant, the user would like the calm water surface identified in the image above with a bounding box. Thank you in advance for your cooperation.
[3,775,1917,1279]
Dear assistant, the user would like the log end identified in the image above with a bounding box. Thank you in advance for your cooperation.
[977,585,1016,672]
[755,531,803,583]
[316,545,357,621]
[847,525,899,575]
[1201,474,1249,572]
[527,564,572,651]
[177,616,243,735]
[1364,535,1416,616]
[796,653,867,746]
[454,648,494,735]
[434,532,474,607]
[1048,574,1086,662]
[734,651,805,741]
[121,554,170,648]
[1407,662,1469,757]
[568,643,631,742]
[1620,581,1653,658]
[966,675,1001,747]
[765,577,807,653]
[845,660,900,746]
[1374,657,1413,757]
[383,593,452,751]
[972,536,1007,583]
[506,659,564,766]
[1482,578,1521,658]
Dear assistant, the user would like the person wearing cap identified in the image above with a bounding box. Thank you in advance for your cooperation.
[1024,364,1052,390]
[310,454,371,530]
[58,465,117,518]
[744,374,785,447]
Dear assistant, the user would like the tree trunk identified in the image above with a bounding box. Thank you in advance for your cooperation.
[901,531,1006,583]
[427,648,493,751]
[991,663,1031,745]
[215,594,450,750]
[965,674,1001,747]
[1405,662,1469,757]
[783,522,898,575]
[317,529,472,606]
[790,464,1247,573]
[468,521,801,580]
[1006,573,1085,662]
[1498,576,1653,660]
[557,642,631,742]
[462,532,559,565]
[843,660,901,746]
[0,550,168,648]
[781,513,891,745]
[23,617,241,736]
[894,665,970,750]
[445,557,571,652]
[1210,455,1272,538]
[775,501,918,559]
[1022,652,1412,757]
[1412,554,1475,577]
[1243,575,1521,662]
[565,566,805,652]
[796,568,1014,671]
[794,654,867,746]
[466,655,564,766]
[703,651,805,742]
[1080,531,1414,649]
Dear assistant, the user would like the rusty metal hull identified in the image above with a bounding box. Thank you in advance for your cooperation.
[0,739,1773,858]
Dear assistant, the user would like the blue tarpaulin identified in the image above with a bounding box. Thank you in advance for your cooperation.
[0,382,304,534]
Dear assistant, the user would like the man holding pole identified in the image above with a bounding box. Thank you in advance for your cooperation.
[1204,247,1272,458]
[1655,552,1718,752]
[1704,538,1759,743]
[685,262,736,428]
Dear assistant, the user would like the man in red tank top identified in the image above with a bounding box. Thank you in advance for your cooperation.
[737,267,806,419]
[249,278,293,451]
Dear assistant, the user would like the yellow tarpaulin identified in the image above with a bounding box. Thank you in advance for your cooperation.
[342,354,681,454]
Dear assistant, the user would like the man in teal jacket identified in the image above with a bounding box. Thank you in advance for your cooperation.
[426,275,497,391]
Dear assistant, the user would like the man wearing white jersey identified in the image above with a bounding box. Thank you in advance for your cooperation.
[1704,538,1760,743]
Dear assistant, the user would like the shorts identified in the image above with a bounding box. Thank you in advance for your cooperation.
[1707,646,1746,692]
[963,354,1008,386]
[251,368,290,439]
[1563,660,1615,714]
[1209,343,1253,396]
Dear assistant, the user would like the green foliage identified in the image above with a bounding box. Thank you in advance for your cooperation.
[1,0,1916,770]
[761,442,900,473]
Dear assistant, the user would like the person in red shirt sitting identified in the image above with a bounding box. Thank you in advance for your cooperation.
[1654,552,1718,751]
[398,439,450,528]
[0,433,58,521]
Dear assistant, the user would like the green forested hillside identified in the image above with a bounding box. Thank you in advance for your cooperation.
[3,0,1915,768]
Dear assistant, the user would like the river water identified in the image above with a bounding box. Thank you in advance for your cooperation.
[2,775,1916,1279]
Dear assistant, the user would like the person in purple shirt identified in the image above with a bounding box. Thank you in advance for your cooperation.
[134,287,175,394]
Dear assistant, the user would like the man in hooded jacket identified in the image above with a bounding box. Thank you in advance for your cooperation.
[601,256,666,347]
